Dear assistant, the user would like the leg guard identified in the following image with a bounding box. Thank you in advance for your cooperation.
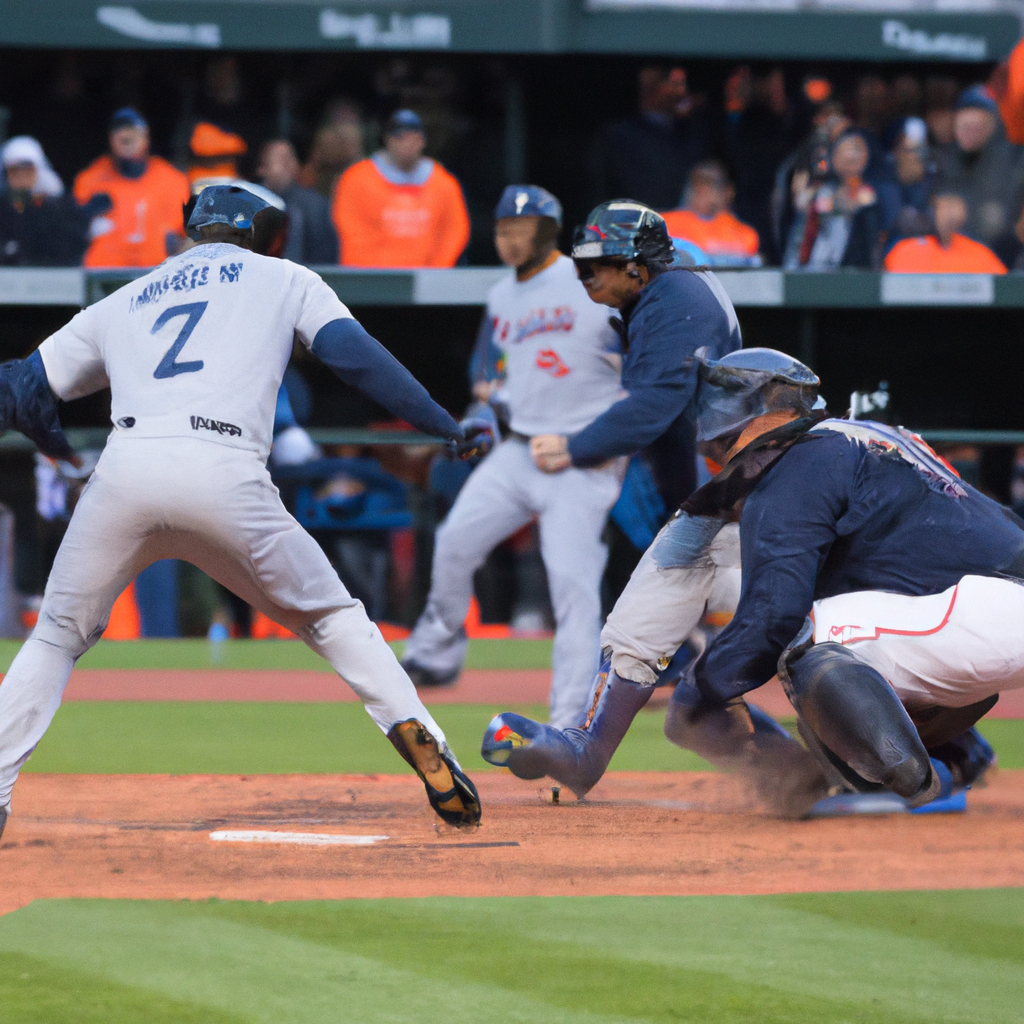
[779,622,935,803]
[481,665,654,799]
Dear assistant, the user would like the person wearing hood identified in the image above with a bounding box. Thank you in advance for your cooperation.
[0,136,93,266]
[933,85,1024,248]
[74,107,190,267]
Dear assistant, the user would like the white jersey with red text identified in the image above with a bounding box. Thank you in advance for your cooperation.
[485,254,622,437]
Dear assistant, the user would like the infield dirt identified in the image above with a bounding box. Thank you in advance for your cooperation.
[2,769,1023,915]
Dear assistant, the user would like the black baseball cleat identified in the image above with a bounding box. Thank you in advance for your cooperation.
[388,720,482,827]
[401,659,460,688]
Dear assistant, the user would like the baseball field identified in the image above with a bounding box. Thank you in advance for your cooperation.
[2,637,1023,1023]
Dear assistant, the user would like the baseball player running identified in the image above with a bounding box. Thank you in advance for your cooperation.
[402,185,626,727]
[0,183,486,841]
[487,349,1007,818]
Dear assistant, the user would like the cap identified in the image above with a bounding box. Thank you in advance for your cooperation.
[110,107,148,132]
[955,85,999,116]
[494,185,562,226]
[190,122,248,158]
[385,109,424,136]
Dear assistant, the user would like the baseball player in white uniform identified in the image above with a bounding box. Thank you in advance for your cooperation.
[402,186,626,727]
[0,183,486,840]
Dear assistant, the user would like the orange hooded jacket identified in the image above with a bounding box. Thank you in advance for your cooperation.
[332,155,470,268]
[74,155,190,268]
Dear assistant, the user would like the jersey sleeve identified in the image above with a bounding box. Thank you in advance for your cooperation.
[694,436,853,704]
[36,305,109,401]
[292,266,355,348]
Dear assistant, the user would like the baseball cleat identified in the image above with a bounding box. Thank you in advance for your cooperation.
[803,787,967,819]
[401,659,460,688]
[0,806,6,842]
[388,720,481,827]
[481,713,601,797]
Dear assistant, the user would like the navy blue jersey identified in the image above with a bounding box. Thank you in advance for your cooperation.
[567,267,741,467]
[696,421,1024,704]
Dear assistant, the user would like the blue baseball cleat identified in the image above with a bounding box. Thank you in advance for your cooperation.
[481,713,569,781]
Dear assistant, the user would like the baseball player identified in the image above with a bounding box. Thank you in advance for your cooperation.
[487,349,1006,818]
[402,185,626,727]
[0,183,487,841]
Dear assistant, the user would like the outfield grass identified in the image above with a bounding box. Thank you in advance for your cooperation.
[21,701,1024,775]
[2,891,1023,1023]
[0,638,554,673]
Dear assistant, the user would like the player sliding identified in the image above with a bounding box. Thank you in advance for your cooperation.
[484,349,1011,818]
[0,183,489,840]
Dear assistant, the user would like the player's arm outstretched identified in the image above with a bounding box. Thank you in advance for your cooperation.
[0,350,80,464]
[309,317,491,458]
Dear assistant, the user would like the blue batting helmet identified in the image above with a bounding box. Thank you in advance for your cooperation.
[571,199,675,265]
[494,185,562,226]
[186,182,287,254]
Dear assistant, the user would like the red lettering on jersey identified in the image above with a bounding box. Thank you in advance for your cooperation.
[536,349,570,377]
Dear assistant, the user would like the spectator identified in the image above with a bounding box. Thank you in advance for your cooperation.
[884,190,1007,274]
[877,117,935,246]
[589,66,707,211]
[0,137,92,266]
[784,129,881,270]
[74,108,190,268]
[187,121,248,188]
[300,101,366,199]
[661,160,760,266]
[258,139,339,265]
[992,35,1024,145]
[933,86,1024,249]
[924,76,961,147]
[331,108,470,268]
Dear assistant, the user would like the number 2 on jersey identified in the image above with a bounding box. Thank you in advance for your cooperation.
[152,301,207,379]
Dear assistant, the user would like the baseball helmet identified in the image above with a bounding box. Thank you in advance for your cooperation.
[186,182,288,255]
[696,347,822,445]
[494,184,562,226]
[571,199,675,265]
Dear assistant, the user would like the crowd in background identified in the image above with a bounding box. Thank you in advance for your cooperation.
[2,51,1024,273]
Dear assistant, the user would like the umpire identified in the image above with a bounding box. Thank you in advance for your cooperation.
[530,199,740,508]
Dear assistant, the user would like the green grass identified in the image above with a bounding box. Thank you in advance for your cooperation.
[2,892,1024,1023]
[22,702,712,775]
[0,638,554,673]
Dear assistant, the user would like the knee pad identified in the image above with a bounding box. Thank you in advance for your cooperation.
[782,640,931,800]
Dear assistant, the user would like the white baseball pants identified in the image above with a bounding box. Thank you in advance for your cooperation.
[403,437,624,728]
[0,435,447,814]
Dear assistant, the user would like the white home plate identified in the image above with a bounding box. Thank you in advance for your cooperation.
[210,830,389,846]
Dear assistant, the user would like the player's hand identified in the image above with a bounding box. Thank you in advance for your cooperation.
[449,417,495,460]
[530,434,571,473]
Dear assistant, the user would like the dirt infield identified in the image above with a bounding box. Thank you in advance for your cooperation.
[2,769,1022,915]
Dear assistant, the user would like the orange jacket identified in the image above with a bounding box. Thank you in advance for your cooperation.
[884,234,1007,274]
[995,38,1024,145]
[332,157,470,268]
[74,155,190,268]
[661,208,759,257]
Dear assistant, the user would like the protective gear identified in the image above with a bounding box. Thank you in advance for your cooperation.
[449,400,498,460]
[387,719,481,826]
[494,185,562,226]
[778,620,937,804]
[186,182,287,256]
[0,351,76,462]
[571,199,675,265]
[481,667,655,799]
[696,346,821,446]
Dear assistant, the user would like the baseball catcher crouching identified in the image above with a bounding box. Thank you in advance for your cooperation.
[484,347,1007,817]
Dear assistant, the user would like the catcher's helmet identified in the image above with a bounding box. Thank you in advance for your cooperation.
[494,184,562,226]
[696,347,822,445]
[571,199,675,265]
[186,182,287,255]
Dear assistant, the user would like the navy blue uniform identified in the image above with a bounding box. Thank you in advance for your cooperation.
[567,268,741,469]
[696,423,1024,705]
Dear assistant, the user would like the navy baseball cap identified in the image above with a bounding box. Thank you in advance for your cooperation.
[385,109,424,135]
[494,185,562,226]
[110,107,148,132]
[955,85,999,116]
